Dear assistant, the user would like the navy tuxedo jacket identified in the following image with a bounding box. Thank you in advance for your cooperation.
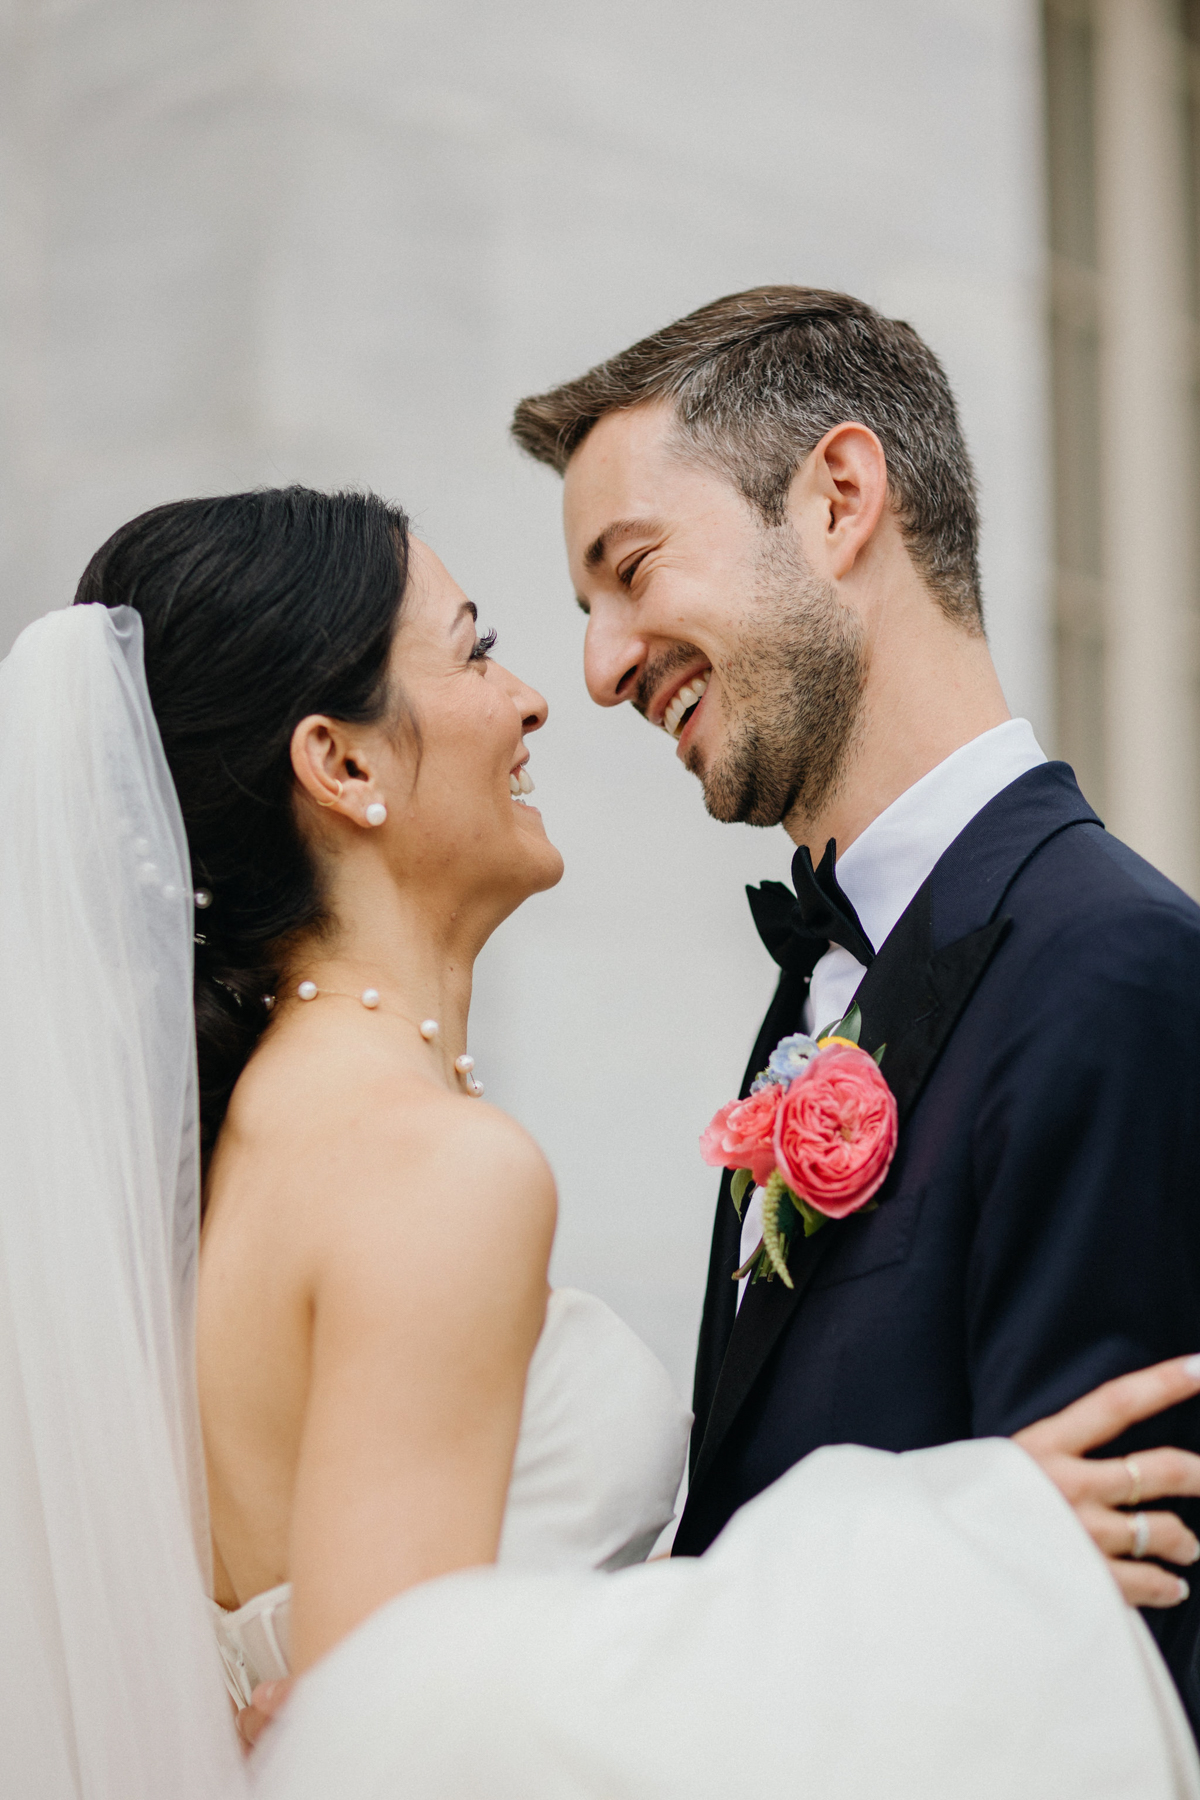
[674,763,1200,1733]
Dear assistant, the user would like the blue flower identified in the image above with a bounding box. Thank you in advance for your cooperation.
[766,1032,820,1087]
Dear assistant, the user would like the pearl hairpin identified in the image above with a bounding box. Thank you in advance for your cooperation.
[293,983,481,1094]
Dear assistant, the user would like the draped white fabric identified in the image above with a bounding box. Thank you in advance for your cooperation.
[253,1437,1200,1800]
[0,606,245,1799]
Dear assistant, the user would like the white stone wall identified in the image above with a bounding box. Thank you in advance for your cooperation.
[0,0,1049,1394]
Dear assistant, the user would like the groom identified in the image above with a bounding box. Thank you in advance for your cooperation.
[511,287,1200,1731]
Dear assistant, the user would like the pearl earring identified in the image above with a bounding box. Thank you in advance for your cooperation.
[365,801,387,827]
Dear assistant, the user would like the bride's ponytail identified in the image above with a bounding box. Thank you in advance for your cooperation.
[73,486,411,1173]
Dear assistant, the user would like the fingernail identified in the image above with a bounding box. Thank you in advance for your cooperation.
[1177,1579,1191,1603]
[1183,1354,1200,1380]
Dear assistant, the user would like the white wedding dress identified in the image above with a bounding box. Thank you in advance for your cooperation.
[1,605,1198,1800]
[213,1285,693,1705]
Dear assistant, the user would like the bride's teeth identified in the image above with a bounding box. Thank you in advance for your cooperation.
[518,768,534,795]
[509,772,521,796]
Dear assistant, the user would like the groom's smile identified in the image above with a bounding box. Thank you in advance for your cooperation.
[562,401,760,780]
[659,668,710,742]
[642,655,712,745]
[562,398,871,833]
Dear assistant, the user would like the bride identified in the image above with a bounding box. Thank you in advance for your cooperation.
[4,482,1200,1800]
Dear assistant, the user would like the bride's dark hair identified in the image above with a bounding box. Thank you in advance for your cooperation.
[74,485,411,1170]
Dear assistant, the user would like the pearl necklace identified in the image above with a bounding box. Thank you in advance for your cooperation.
[294,980,484,1096]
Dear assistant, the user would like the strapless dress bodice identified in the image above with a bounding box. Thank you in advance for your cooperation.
[213,1287,691,1707]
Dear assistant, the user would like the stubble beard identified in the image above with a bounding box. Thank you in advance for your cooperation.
[686,529,868,830]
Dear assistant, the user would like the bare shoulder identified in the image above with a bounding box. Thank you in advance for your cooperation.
[428,1093,557,1205]
[298,1078,556,1384]
[338,1078,556,1230]
[217,1035,556,1300]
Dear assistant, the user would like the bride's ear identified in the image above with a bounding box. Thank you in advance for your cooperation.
[291,714,345,812]
[289,715,359,815]
[291,715,389,827]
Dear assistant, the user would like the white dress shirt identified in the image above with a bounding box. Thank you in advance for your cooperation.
[737,718,1047,1303]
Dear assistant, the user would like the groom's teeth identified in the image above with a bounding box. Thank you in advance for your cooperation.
[664,672,710,739]
[509,772,521,796]
[518,768,534,795]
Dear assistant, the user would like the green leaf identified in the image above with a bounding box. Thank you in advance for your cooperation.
[730,1166,754,1218]
[835,1002,862,1044]
[792,1192,830,1238]
[814,1002,861,1045]
[871,1042,886,1066]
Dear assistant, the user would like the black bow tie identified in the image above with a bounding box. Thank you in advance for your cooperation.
[746,838,876,977]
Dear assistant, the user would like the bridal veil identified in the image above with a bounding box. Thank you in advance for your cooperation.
[0,606,244,1799]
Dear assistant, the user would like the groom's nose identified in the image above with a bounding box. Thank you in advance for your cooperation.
[583,604,643,709]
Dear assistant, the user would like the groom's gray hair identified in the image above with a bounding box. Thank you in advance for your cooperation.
[511,286,983,631]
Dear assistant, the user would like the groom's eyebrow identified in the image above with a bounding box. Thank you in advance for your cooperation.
[583,517,665,571]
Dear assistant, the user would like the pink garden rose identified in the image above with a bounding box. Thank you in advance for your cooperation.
[772,1046,897,1219]
[700,1084,784,1187]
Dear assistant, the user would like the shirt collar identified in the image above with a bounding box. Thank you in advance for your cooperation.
[833,719,1048,959]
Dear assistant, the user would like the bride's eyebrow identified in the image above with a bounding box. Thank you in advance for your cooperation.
[450,600,479,637]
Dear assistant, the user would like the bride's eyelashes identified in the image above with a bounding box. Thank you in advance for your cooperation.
[469,628,497,663]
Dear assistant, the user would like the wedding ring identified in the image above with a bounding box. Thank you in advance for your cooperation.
[1124,1456,1144,1507]
[1129,1512,1152,1560]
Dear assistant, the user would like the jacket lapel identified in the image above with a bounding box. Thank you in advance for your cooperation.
[685,762,1101,1503]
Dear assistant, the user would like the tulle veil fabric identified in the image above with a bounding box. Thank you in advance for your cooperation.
[0,606,245,1798]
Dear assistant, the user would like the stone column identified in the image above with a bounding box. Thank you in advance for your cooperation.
[1095,0,1198,891]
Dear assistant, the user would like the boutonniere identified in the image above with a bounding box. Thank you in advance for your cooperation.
[700,1005,898,1289]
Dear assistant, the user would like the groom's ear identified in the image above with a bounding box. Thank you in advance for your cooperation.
[787,422,890,583]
